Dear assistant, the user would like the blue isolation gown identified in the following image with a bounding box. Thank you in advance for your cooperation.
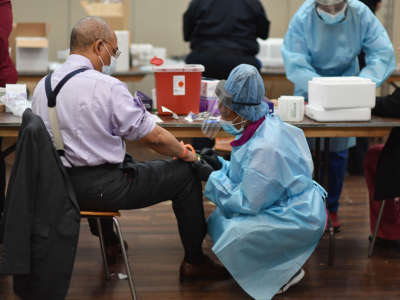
[282,0,396,152]
[205,115,327,300]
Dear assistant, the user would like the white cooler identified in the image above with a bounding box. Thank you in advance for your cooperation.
[308,77,376,110]
[305,105,371,122]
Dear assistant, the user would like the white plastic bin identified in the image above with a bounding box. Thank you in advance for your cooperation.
[308,77,376,110]
[305,104,371,122]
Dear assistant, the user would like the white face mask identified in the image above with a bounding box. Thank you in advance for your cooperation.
[317,3,347,25]
[98,43,117,75]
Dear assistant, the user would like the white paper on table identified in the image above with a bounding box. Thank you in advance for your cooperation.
[161,106,179,119]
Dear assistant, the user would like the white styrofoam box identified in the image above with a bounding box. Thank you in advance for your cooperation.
[305,104,371,122]
[16,37,48,72]
[201,79,219,98]
[115,30,130,71]
[257,38,284,67]
[308,76,376,110]
[277,96,304,122]
[130,43,153,66]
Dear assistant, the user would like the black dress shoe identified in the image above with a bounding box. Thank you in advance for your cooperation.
[179,255,231,282]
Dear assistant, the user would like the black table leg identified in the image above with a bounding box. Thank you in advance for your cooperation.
[322,138,335,266]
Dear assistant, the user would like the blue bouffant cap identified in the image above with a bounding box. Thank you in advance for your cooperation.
[217,64,268,122]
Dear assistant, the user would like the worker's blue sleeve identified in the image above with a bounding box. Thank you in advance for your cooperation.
[359,11,396,87]
[281,18,320,97]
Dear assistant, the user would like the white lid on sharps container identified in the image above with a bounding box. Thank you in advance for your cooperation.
[153,64,205,73]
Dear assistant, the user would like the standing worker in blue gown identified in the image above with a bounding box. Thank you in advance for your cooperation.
[198,64,327,299]
[282,0,396,229]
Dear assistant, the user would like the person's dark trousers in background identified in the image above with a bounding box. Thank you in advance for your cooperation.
[347,137,369,175]
[67,158,207,264]
[186,48,261,80]
[324,150,348,213]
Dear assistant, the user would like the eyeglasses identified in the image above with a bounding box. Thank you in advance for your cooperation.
[102,40,121,59]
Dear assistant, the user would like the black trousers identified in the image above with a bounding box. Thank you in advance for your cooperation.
[185,48,261,80]
[67,158,206,263]
[347,137,369,175]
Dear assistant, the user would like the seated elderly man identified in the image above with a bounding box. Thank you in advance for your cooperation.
[199,64,327,299]
[31,16,229,281]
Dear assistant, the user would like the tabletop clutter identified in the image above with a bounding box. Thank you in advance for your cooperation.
[142,60,376,125]
[0,84,31,117]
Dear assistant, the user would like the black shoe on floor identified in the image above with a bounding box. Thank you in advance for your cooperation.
[179,255,231,282]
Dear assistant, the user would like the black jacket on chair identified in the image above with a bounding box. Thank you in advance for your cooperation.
[374,127,400,201]
[0,109,80,300]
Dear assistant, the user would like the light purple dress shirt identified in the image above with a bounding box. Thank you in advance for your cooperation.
[32,54,155,167]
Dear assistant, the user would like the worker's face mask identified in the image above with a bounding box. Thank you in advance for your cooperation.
[221,116,246,136]
[317,3,347,25]
[98,43,117,75]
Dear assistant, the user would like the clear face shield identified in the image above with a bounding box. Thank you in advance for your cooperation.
[201,81,246,138]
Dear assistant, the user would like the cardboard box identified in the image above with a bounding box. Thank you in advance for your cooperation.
[11,23,49,72]
[81,0,130,30]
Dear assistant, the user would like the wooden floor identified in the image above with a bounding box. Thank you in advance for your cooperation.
[1,141,400,299]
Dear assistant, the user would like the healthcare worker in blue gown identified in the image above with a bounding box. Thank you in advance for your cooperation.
[282,0,396,230]
[199,64,327,300]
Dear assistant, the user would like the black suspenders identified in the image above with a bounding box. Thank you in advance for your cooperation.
[45,68,88,108]
[44,68,88,158]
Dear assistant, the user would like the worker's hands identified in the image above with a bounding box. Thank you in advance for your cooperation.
[192,159,214,181]
[199,148,222,170]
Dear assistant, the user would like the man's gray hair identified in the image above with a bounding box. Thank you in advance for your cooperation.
[70,16,112,51]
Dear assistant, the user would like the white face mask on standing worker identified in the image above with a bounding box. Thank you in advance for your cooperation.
[98,40,120,75]
[316,0,347,25]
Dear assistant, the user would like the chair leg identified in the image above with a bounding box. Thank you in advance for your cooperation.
[368,200,386,257]
[327,213,335,266]
[113,217,138,300]
[96,218,111,280]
